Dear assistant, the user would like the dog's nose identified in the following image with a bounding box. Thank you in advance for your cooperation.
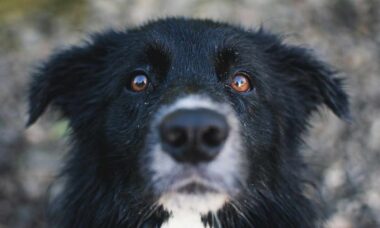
[159,109,229,164]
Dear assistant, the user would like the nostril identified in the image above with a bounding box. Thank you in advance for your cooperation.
[202,126,228,147]
[164,127,188,147]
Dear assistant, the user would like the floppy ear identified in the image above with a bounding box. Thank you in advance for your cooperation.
[279,45,351,121]
[27,39,109,127]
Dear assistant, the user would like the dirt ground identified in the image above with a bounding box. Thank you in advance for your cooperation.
[0,0,379,227]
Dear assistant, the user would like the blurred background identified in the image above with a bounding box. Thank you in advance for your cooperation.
[0,0,379,227]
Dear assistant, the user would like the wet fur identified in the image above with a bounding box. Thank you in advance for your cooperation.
[27,18,349,227]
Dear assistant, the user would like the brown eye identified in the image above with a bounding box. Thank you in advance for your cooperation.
[130,74,148,92]
[230,73,252,93]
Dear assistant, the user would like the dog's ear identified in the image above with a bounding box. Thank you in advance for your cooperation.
[277,45,351,121]
[27,39,110,127]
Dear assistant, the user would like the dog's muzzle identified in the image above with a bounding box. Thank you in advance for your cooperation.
[148,95,244,213]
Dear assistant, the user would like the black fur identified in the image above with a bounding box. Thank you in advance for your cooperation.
[27,18,349,227]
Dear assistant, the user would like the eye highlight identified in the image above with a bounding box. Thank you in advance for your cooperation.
[230,73,252,93]
[129,73,149,92]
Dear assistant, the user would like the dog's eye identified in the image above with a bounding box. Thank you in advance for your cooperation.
[230,73,252,93]
[130,74,149,92]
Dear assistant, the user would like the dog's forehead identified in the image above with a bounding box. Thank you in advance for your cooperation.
[142,19,237,43]
[134,20,246,59]
[125,20,255,82]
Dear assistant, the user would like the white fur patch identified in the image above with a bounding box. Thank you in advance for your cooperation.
[148,94,245,226]
[152,95,238,124]
[159,193,228,214]
[161,210,207,228]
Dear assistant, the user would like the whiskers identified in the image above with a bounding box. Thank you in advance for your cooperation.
[136,202,161,227]
[221,176,258,227]
[211,212,222,228]
[227,201,255,227]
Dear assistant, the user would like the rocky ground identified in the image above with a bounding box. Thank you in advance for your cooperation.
[0,0,379,227]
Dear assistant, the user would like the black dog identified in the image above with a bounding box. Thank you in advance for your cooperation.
[27,18,349,228]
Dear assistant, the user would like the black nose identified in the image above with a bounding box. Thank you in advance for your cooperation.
[159,108,229,164]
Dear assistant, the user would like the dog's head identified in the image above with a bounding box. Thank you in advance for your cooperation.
[28,18,349,225]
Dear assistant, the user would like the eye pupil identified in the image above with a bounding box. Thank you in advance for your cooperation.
[233,75,247,87]
[231,73,251,93]
[131,74,148,92]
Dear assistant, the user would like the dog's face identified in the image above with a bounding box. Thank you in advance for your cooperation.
[28,18,349,226]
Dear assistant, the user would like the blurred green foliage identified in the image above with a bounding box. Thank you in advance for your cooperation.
[0,0,87,51]
[51,120,69,139]
[0,0,87,24]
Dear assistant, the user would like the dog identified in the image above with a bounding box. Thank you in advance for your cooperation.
[27,18,350,228]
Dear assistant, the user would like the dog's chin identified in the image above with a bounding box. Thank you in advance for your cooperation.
[159,190,228,214]
[156,172,232,214]
[158,180,229,214]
